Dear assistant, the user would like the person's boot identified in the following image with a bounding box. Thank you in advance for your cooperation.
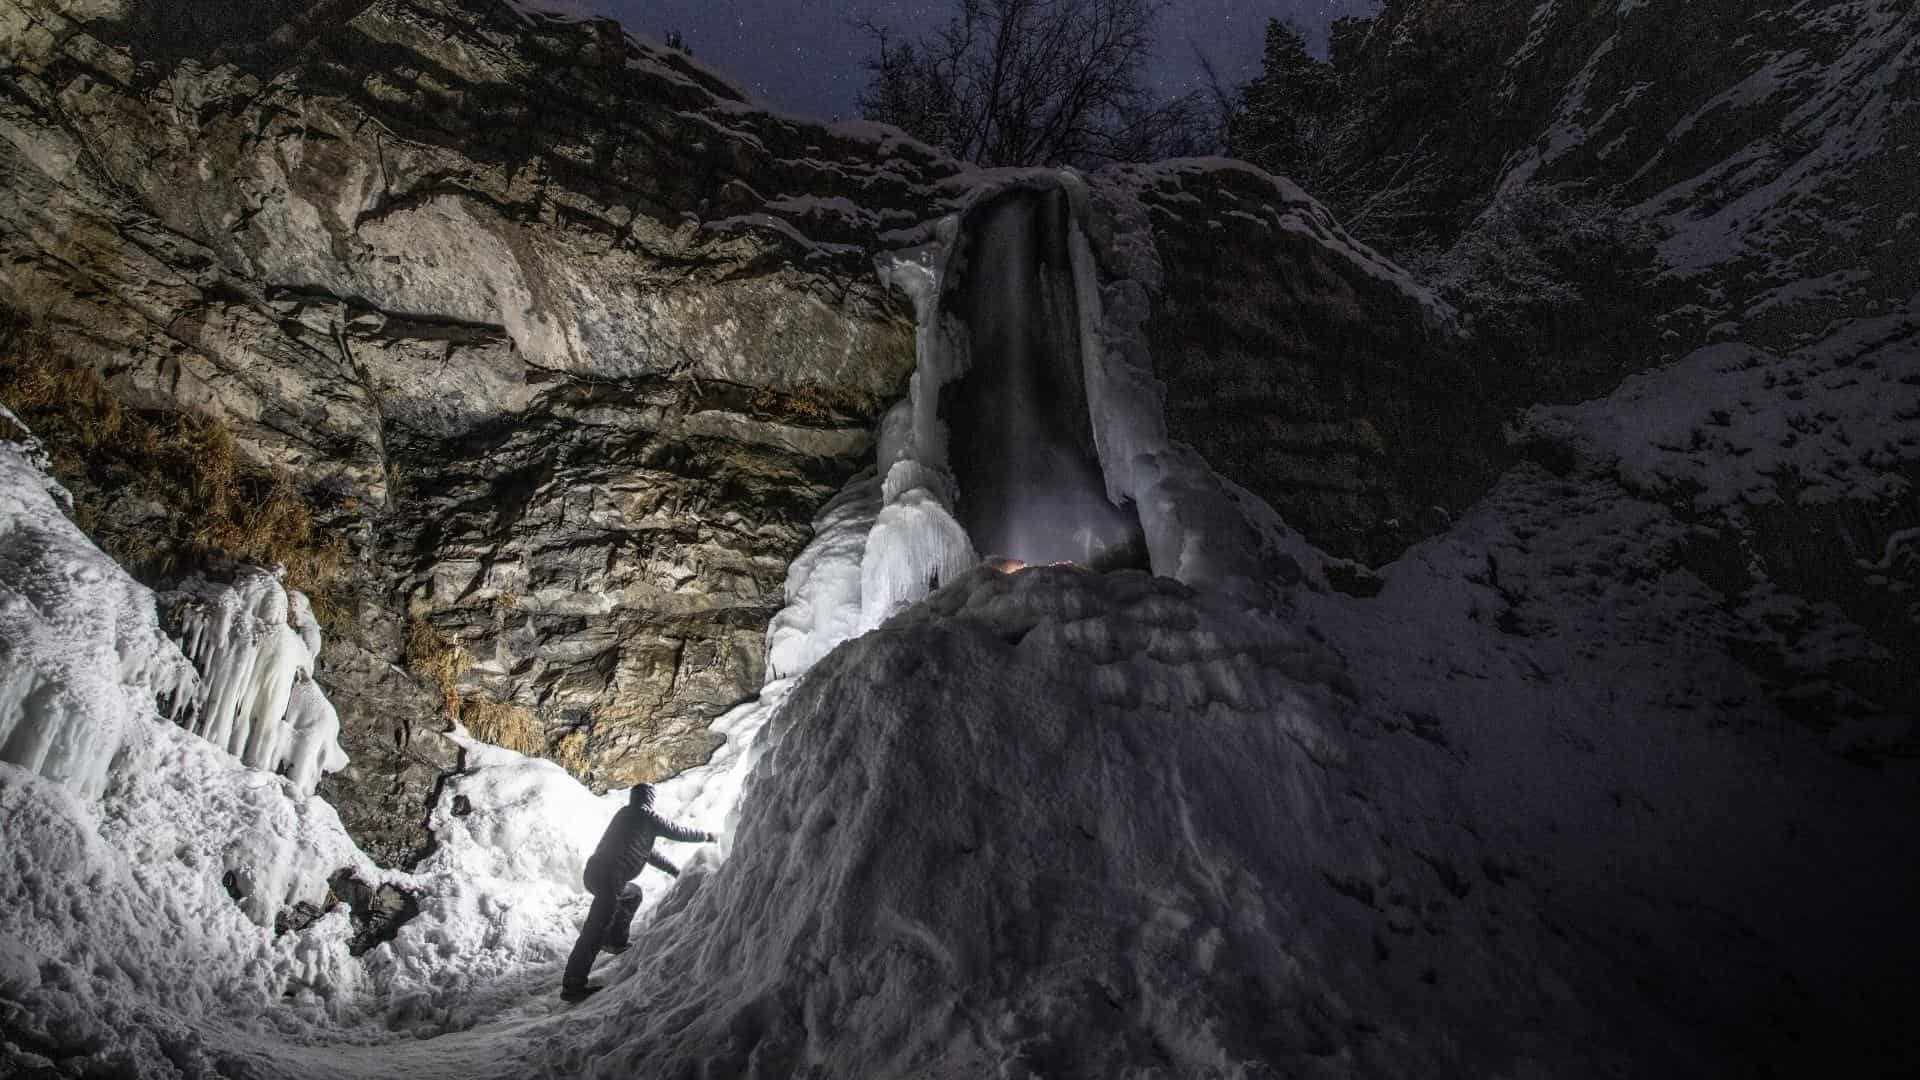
[560,982,603,1003]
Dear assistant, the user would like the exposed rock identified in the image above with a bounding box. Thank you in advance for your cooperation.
[1106,162,1469,565]
[273,899,329,938]
[312,635,460,867]
[326,868,421,956]
[0,0,952,849]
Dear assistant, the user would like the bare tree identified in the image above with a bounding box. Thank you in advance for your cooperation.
[856,0,1202,168]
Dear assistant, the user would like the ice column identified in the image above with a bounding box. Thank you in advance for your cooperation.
[862,229,980,631]
[170,568,349,795]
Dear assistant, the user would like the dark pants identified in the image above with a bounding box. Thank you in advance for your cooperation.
[562,872,643,989]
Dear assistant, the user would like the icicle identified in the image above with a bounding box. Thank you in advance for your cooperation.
[859,483,977,631]
[168,568,349,795]
[766,472,884,679]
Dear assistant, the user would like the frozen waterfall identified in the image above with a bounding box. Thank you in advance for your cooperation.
[939,187,1148,569]
[855,171,1282,632]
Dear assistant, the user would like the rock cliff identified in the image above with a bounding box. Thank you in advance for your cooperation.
[1147,0,1919,731]
[0,0,955,859]
[5,0,1911,868]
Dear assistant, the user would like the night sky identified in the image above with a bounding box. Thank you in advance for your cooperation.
[533,1,1381,122]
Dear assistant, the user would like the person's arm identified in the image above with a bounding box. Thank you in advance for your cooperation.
[645,851,680,878]
[646,810,713,844]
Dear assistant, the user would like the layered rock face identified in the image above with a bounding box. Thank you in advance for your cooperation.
[0,0,954,859]
[1107,163,1464,566]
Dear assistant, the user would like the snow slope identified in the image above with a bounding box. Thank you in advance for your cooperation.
[541,566,1687,1077]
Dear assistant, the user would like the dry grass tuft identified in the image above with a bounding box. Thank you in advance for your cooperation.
[404,616,470,718]
[547,728,597,779]
[748,384,845,426]
[461,697,544,756]
[0,310,351,622]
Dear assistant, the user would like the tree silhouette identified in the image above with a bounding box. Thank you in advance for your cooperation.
[856,0,1205,168]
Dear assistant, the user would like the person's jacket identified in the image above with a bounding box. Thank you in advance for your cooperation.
[585,804,708,888]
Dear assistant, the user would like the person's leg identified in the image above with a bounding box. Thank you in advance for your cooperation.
[562,888,617,990]
[604,883,643,950]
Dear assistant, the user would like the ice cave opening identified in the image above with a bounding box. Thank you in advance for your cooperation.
[937,187,1148,572]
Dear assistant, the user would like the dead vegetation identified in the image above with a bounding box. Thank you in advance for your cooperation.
[747,383,845,425]
[403,615,470,718]
[0,310,352,623]
[460,697,545,757]
[417,620,581,765]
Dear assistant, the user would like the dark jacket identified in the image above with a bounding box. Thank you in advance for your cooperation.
[585,804,708,890]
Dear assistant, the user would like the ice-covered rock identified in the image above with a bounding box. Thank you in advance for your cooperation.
[0,422,197,799]
[168,568,350,795]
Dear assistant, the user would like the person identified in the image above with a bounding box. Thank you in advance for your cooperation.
[560,783,715,1002]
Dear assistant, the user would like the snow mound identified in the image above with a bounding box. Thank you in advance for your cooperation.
[564,566,1650,1078]
[0,430,197,799]
[0,714,374,1075]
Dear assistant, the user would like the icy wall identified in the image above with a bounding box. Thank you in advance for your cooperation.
[0,414,198,799]
[168,569,351,796]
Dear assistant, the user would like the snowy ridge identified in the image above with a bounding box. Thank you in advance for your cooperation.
[1640,2,1920,280]
[1469,0,1920,327]
[168,569,350,796]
